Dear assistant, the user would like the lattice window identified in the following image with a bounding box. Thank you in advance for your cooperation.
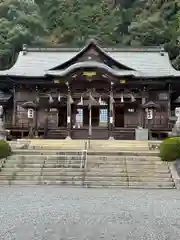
[99,108,108,126]
[158,92,168,101]
[16,104,29,127]
[76,109,83,127]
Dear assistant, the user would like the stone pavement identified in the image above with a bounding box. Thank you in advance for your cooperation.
[0,187,180,240]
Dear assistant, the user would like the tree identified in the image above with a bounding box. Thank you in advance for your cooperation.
[127,0,180,68]
[42,0,123,46]
[0,0,180,69]
[0,0,46,69]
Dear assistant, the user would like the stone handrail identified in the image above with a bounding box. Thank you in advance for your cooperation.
[0,158,6,170]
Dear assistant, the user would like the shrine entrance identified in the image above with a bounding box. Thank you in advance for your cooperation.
[71,101,109,139]
[114,105,124,127]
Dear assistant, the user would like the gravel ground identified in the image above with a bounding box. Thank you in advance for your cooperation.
[0,187,180,240]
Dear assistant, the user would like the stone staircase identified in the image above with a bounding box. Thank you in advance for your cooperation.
[84,155,174,188]
[11,139,161,151]
[0,152,85,185]
[0,139,175,188]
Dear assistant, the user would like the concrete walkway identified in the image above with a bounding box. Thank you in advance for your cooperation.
[0,187,180,240]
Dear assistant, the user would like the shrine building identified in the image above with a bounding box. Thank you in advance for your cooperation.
[0,39,180,140]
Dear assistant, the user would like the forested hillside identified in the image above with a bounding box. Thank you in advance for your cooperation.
[0,0,180,69]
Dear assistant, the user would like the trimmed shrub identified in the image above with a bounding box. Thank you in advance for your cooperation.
[0,140,12,159]
[159,137,180,162]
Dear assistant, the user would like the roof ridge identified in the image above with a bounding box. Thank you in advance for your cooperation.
[22,46,164,53]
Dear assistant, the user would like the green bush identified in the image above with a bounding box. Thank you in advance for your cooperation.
[0,140,12,159]
[159,137,180,162]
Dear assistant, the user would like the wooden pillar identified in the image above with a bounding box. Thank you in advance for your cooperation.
[34,86,39,137]
[44,108,49,138]
[88,102,92,139]
[12,85,16,126]
[109,82,114,140]
[141,88,147,128]
[167,84,171,128]
[66,82,72,139]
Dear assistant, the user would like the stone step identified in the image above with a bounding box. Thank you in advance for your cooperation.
[87,161,166,165]
[7,180,40,185]
[0,180,174,188]
[1,163,169,171]
[9,180,84,185]
[85,174,172,182]
[83,181,174,188]
[6,164,43,168]
[7,154,162,160]
[0,170,171,178]
[6,159,82,164]
[127,176,173,182]
[1,168,170,176]
[89,146,150,149]
[87,165,169,171]
[9,154,161,160]
[8,176,40,181]
[15,171,84,176]
[88,140,157,145]
[44,164,82,168]
[88,151,159,156]
[0,175,40,181]
[89,156,161,161]
[1,167,83,172]
[128,182,175,188]
[13,150,159,156]
[6,163,82,168]
[5,174,172,182]
[27,141,157,150]
[0,181,174,188]
[5,161,166,168]
[84,184,174,189]
[125,166,170,171]
[39,176,84,181]
[6,160,164,166]
[9,155,84,160]
[85,176,172,181]
[86,168,170,173]
[0,171,41,176]
[29,146,85,150]
[89,148,150,151]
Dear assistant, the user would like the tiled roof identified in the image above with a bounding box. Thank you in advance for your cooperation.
[0,41,180,78]
[46,61,137,77]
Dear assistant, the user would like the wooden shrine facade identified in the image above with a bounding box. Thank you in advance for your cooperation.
[0,40,180,140]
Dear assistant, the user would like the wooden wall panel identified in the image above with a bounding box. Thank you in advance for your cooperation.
[15,90,36,102]
[16,104,30,127]
[124,111,139,127]
[48,108,58,128]
[37,109,48,128]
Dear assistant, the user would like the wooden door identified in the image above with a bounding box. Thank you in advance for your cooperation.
[48,108,58,129]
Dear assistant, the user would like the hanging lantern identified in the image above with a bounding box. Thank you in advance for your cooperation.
[48,94,53,103]
[69,95,74,104]
[78,95,83,105]
[36,96,40,103]
[110,95,115,103]
[58,93,61,102]
[120,93,124,103]
[89,93,98,105]
[131,93,136,102]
